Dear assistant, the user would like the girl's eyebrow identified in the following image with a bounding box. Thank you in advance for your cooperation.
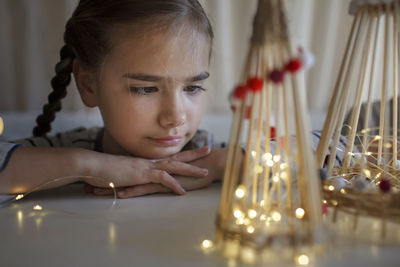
[122,72,209,82]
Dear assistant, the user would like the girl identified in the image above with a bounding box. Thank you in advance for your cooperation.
[0,0,228,198]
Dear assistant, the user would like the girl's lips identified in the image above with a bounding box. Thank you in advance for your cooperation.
[149,136,182,146]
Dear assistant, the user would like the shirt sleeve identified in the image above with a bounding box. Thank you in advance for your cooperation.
[0,142,22,172]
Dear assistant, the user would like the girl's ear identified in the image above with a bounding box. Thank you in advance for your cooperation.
[72,59,98,107]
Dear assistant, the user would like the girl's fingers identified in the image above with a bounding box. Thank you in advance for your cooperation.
[92,187,114,195]
[149,170,185,195]
[117,184,171,198]
[170,146,211,162]
[154,160,208,177]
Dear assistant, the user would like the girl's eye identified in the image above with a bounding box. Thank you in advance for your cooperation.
[185,85,206,95]
[129,86,158,95]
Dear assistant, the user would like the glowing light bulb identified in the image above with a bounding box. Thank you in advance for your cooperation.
[375,173,381,179]
[374,135,382,140]
[0,116,3,135]
[295,254,310,265]
[271,211,281,222]
[363,169,371,178]
[246,225,255,234]
[109,182,115,188]
[233,209,243,219]
[323,200,327,204]
[260,200,265,206]
[340,189,346,194]
[273,155,281,162]
[295,208,305,219]
[236,218,244,225]
[15,194,24,200]
[280,163,287,170]
[235,185,246,199]
[248,209,257,219]
[262,153,272,161]
[280,171,288,180]
[260,214,267,221]
[251,151,257,158]
[201,239,213,249]
[33,205,43,211]
[266,160,274,167]
[273,176,280,183]
[254,165,263,174]
[328,185,335,191]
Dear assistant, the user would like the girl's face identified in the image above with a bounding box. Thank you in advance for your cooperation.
[93,28,210,159]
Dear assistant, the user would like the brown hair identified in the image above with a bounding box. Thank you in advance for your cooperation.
[33,0,213,136]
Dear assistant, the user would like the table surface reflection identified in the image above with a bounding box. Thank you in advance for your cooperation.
[0,183,399,267]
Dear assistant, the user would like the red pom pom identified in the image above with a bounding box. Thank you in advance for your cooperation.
[233,85,249,100]
[379,178,391,193]
[247,76,263,92]
[322,203,328,215]
[270,126,275,139]
[285,58,302,73]
[269,69,285,83]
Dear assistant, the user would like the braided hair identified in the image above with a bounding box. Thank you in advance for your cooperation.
[33,0,213,136]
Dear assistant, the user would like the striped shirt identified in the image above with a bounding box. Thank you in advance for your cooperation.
[0,127,216,172]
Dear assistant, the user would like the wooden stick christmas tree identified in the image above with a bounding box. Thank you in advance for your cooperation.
[215,0,324,264]
[316,0,400,243]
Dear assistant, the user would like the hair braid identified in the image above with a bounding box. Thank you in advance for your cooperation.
[33,45,75,136]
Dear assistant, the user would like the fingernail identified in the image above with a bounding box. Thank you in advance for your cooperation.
[180,186,186,194]
[201,168,209,175]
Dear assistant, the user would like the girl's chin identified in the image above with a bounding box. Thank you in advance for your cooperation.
[133,147,183,159]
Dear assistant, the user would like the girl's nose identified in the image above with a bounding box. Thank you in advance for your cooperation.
[159,95,187,129]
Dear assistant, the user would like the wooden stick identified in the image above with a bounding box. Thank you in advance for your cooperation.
[377,3,390,165]
[343,10,374,168]
[392,0,398,168]
[316,11,362,168]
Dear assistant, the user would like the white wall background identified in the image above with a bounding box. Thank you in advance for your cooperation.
[0,0,353,115]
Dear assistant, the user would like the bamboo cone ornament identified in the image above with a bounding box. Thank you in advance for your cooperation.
[215,0,325,264]
[316,0,400,243]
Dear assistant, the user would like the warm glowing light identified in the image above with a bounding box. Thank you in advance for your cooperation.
[248,209,257,219]
[241,247,256,264]
[0,116,3,135]
[246,225,255,233]
[295,208,305,219]
[233,209,243,219]
[323,200,327,204]
[33,205,43,211]
[262,153,272,161]
[260,214,267,220]
[271,211,281,222]
[273,155,281,162]
[280,163,287,170]
[280,172,288,180]
[15,194,24,200]
[266,160,274,167]
[374,135,382,140]
[201,239,214,249]
[295,254,310,265]
[331,200,338,206]
[254,165,263,174]
[340,189,346,194]
[260,200,265,206]
[235,186,246,199]
[375,173,381,179]
[385,142,392,148]
[273,176,280,183]
[363,169,371,178]
[236,218,244,225]
[109,182,115,188]
[365,152,372,156]
[328,185,335,191]
[244,218,251,226]
[251,151,257,158]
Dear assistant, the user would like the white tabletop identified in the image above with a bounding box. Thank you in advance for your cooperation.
[1,183,399,267]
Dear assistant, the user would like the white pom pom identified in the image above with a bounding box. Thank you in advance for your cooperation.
[299,48,315,69]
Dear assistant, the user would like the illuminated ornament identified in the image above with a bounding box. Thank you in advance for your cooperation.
[216,0,325,264]
[316,0,400,243]
[201,239,214,250]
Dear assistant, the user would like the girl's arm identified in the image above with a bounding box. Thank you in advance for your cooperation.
[0,146,211,195]
[88,147,229,198]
